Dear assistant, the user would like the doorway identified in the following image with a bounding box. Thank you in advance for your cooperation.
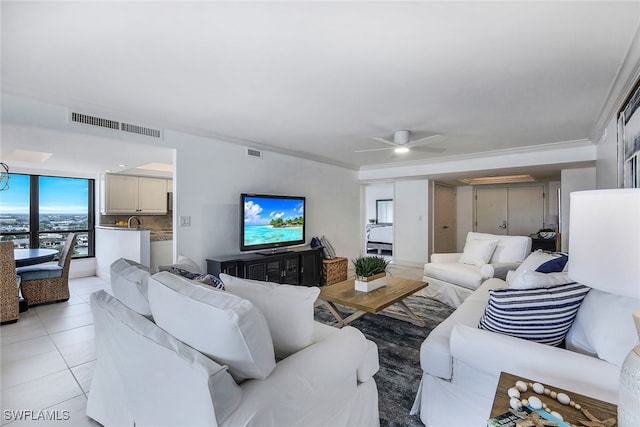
[475,185,544,236]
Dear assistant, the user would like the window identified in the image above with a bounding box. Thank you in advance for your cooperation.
[0,173,95,258]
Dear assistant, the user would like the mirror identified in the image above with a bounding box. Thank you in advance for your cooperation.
[376,199,393,224]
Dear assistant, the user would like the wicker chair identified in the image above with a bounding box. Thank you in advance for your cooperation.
[1,241,20,324]
[19,233,76,307]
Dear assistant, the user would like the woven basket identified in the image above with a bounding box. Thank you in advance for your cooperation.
[322,257,348,286]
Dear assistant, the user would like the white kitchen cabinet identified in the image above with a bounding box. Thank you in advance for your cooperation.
[104,174,167,214]
[150,239,173,271]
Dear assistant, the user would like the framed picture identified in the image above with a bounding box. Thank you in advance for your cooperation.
[618,79,640,188]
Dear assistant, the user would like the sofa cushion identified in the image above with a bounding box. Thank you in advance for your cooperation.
[478,282,591,346]
[423,262,486,290]
[509,271,573,290]
[466,232,531,263]
[566,289,640,366]
[148,271,276,382]
[220,273,320,359]
[110,258,154,317]
[458,239,497,267]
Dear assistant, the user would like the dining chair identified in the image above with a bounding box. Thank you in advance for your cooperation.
[1,241,20,324]
[18,233,76,306]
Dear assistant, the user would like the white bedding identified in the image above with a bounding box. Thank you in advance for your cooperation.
[368,225,393,244]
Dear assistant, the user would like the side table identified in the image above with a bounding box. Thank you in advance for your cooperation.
[489,372,617,426]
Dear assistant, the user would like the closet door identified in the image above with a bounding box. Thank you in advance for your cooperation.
[475,186,544,236]
[475,188,508,235]
[508,186,544,235]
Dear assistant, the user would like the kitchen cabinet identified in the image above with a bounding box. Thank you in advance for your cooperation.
[104,174,167,214]
[150,239,173,271]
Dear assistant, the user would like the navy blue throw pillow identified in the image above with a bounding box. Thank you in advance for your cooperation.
[535,254,568,273]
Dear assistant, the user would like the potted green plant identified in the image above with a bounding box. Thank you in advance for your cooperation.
[352,255,390,292]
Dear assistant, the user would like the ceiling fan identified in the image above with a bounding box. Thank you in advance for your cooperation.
[355,130,446,154]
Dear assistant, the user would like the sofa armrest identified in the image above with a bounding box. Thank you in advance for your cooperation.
[479,262,521,279]
[430,253,462,263]
[224,326,377,426]
[449,325,620,404]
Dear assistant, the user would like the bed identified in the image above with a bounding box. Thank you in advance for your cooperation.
[366,224,393,255]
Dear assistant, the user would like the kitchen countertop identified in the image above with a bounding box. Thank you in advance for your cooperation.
[97,225,152,231]
[98,225,173,241]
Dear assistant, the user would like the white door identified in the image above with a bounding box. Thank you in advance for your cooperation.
[508,186,544,235]
[475,186,544,236]
[433,183,456,253]
[475,187,508,235]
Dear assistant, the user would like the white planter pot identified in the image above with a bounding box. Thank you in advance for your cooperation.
[354,273,386,292]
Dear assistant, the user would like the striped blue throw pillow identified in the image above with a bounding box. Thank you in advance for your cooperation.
[478,282,591,346]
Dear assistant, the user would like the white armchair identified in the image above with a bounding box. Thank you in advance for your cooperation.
[422,232,532,307]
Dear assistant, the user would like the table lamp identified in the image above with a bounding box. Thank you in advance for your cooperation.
[567,189,640,427]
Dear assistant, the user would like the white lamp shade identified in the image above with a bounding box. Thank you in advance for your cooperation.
[568,189,640,298]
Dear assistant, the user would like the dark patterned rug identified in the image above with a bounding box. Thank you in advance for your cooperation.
[314,294,455,427]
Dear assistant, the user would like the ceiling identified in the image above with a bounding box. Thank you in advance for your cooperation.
[2,1,640,179]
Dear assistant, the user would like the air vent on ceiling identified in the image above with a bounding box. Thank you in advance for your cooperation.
[71,112,119,130]
[246,148,263,158]
[70,111,162,139]
[121,122,161,138]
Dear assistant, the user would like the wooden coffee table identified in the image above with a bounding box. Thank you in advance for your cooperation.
[318,277,428,327]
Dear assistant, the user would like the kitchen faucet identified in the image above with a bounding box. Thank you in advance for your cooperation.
[128,216,142,228]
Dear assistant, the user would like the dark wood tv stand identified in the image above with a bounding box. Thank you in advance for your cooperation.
[206,246,323,286]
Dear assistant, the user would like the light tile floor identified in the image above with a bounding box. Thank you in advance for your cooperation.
[0,264,424,426]
[1,276,110,426]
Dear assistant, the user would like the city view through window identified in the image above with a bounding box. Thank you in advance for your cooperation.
[0,174,94,257]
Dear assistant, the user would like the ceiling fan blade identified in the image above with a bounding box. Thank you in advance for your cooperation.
[406,134,445,148]
[355,147,394,153]
[371,137,398,146]
[412,145,446,153]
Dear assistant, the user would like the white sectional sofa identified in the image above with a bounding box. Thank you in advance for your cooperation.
[422,232,532,308]
[87,259,380,427]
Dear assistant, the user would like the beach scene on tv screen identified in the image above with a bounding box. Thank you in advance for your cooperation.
[244,197,304,246]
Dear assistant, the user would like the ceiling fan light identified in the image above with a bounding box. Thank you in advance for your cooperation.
[394,147,410,154]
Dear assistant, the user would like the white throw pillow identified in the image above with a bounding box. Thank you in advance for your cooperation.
[509,271,573,290]
[565,289,640,367]
[148,272,276,382]
[220,273,320,359]
[458,239,498,267]
[508,250,562,285]
[466,232,531,263]
[110,258,154,317]
[158,255,202,274]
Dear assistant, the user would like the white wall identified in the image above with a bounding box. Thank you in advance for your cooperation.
[596,116,621,189]
[394,179,429,266]
[170,130,361,272]
[560,167,596,251]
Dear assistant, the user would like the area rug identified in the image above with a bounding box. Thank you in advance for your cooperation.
[314,294,455,427]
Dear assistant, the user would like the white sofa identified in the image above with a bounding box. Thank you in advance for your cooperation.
[87,259,380,427]
[422,232,532,307]
[412,274,639,426]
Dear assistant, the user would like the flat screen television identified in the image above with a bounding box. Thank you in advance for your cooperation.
[240,193,306,252]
